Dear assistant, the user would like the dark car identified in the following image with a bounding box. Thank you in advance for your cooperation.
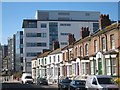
[58,77,71,90]
[36,77,48,85]
[69,80,87,90]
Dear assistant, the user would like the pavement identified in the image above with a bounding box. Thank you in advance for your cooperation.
[49,84,58,88]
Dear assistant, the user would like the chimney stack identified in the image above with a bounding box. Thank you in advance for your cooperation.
[80,27,90,39]
[52,41,60,50]
[99,14,111,29]
[68,33,76,45]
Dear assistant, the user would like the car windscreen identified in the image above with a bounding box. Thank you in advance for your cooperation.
[75,81,85,85]
[25,76,32,79]
[61,79,71,83]
[97,78,114,84]
[39,78,46,80]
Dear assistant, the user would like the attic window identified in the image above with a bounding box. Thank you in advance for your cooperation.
[85,13,90,16]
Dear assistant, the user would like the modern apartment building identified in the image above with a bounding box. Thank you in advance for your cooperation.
[7,37,13,72]
[15,31,23,72]
[22,10,100,72]
[7,34,16,73]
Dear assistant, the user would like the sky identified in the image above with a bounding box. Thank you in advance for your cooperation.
[1,2,119,45]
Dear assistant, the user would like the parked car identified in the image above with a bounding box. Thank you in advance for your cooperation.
[58,77,71,90]
[69,80,87,90]
[36,77,48,85]
[21,73,33,84]
[85,75,119,90]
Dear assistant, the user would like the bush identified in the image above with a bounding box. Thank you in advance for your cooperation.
[13,71,22,79]
[114,78,120,86]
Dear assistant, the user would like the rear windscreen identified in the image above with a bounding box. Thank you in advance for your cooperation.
[25,76,32,79]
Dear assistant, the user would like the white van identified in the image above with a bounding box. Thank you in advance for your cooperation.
[85,75,119,90]
[21,73,33,84]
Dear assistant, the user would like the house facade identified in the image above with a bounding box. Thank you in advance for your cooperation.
[32,14,120,83]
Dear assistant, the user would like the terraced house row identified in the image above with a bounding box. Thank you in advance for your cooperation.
[32,14,120,84]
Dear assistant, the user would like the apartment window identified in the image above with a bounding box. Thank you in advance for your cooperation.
[61,42,67,45]
[28,21,37,28]
[93,23,99,32]
[58,17,70,20]
[27,62,31,67]
[26,42,46,47]
[27,52,38,57]
[60,23,71,26]
[80,46,83,57]
[102,37,106,51]
[85,44,88,56]
[26,33,47,37]
[26,33,36,37]
[85,13,90,16]
[41,23,47,28]
[94,40,97,53]
[58,12,70,15]
[41,33,47,37]
[60,33,69,35]
[110,34,115,49]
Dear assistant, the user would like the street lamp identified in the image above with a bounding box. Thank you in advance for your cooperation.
[5,69,8,81]
[24,57,27,73]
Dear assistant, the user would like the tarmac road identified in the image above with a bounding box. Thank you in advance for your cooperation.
[1,82,58,90]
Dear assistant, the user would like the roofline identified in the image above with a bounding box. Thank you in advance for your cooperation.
[23,19,98,22]
[37,10,100,12]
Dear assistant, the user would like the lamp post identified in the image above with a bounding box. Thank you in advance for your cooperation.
[24,57,27,73]
[5,69,8,81]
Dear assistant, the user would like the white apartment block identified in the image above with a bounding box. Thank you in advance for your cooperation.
[22,10,100,73]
